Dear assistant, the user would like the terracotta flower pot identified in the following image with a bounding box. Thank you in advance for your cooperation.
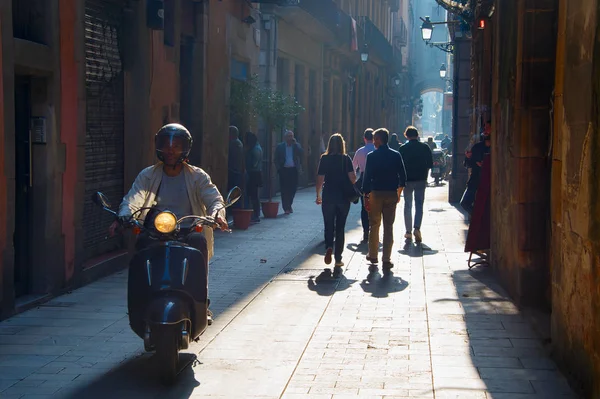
[261,201,280,218]
[232,209,253,230]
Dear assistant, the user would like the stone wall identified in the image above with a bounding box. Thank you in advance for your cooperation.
[490,0,556,309]
[550,0,600,395]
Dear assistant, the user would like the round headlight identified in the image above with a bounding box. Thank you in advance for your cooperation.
[154,212,177,233]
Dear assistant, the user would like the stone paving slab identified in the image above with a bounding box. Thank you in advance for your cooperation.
[0,185,582,398]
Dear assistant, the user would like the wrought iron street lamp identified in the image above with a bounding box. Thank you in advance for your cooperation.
[421,17,433,42]
[420,16,459,53]
[360,44,369,63]
[439,63,447,79]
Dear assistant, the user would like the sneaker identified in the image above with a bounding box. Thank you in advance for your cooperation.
[333,265,343,277]
[284,210,291,215]
[325,247,333,265]
[382,262,394,270]
[404,232,413,240]
[335,261,344,267]
[207,309,214,326]
[414,229,422,243]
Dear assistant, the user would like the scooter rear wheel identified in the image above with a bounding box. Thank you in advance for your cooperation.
[155,328,179,385]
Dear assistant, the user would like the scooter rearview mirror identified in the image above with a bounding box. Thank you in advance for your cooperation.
[93,192,111,209]
[226,186,242,207]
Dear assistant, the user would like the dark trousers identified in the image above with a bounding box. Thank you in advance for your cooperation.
[279,167,298,211]
[227,171,243,216]
[360,196,369,238]
[322,201,351,262]
[460,183,478,215]
[247,171,262,219]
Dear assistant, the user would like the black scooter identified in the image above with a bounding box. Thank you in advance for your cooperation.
[92,187,241,384]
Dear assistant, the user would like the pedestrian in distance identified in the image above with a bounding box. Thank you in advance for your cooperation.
[362,128,407,271]
[245,132,263,223]
[316,133,357,273]
[352,128,375,241]
[398,126,433,243]
[274,130,304,215]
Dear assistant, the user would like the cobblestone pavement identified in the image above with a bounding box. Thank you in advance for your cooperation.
[0,185,579,399]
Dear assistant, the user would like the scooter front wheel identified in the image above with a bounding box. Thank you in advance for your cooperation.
[154,327,180,385]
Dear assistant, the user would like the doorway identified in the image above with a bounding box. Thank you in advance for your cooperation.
[13,76,32,298]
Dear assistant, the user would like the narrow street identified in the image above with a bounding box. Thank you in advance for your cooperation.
[0,185,578,399]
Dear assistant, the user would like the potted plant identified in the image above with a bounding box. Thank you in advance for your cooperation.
[253,83,305,218]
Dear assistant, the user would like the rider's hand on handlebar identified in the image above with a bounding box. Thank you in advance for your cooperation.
[215,216,229,231]
[108,220,121,237]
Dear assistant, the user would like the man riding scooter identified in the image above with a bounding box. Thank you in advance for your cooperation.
[109,123,228,324]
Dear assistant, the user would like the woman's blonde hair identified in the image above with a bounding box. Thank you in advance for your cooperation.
[324,133,346,156]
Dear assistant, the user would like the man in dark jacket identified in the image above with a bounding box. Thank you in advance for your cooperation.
[399,126,433,243]
[274,130,304,214]
[362,128,407,270]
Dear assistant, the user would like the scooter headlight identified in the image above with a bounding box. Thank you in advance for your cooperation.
[154,212,177,234]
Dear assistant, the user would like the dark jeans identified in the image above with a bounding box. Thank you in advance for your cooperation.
[360,196,369,238]
[279,167,298,212]
[322,201,351,262]
[228,171,243,211]
[403,180,427,232]
[460,184,478,215]
[247,171,262,219]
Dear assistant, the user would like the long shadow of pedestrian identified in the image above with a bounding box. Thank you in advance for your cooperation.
[347,240,368,254]
[399,240,439,257]
[360,269,409,298]
[307,269,357,297]
[60,353,199,399]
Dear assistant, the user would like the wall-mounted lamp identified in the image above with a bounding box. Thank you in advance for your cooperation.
[242,15,257,25]
[439,64,447,79]
[360,44,369,63]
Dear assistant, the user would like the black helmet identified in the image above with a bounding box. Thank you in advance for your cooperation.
[155,123,193,165]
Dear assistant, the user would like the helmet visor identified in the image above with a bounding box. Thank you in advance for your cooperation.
[156,134,191,165]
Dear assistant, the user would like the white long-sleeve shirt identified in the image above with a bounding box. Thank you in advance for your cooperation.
[352,142,375,179]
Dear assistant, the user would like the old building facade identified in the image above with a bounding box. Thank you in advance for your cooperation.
[0,0,407,319]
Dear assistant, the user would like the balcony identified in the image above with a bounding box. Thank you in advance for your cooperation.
[394,18,408,47]
[254,0,352,48]
[357,17,393,65]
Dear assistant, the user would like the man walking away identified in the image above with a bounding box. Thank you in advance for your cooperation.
[398,126,433,243]
[275,130,304,214]
[362,128,407,271]
[352,128,375,241]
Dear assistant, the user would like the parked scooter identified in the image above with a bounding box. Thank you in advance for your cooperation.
[92,187,242,385]
[431,149,448,185]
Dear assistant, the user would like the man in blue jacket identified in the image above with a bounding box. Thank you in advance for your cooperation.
[362,128,407,270]
[274,130,304,214]
[399,126,433,243]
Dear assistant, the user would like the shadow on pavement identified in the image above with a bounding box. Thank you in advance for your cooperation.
[307,270,357,297]
[60,353,199,399]
[360,270,409,298]
[347,240,368,254]
[400,241,439,257]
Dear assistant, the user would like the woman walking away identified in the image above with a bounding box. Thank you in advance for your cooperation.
[316,134,357,274]
[245,132,263,223]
